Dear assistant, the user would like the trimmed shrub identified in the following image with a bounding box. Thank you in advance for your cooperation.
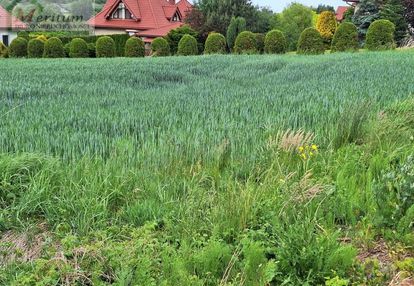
[17,31,29,40]
[316,11,337,44]
[69,38,89,58]
[43,37,65,58]
[255,33,265,54]
[36,35,48,42]
[9,37,28,58]
[124,37,145,57]
[177,34,198,56]
[151,37,170,56]
[87,43,96,58]
[166,25,198,55]
[204,32,226,54]
[96,36,116,58]
[297,28,325,55]
[234,31,257,54]
[0,41,8,58]
[331,22,359,52]
[28,38,44,58]
[365,19,396,51]
[264,29,288,54]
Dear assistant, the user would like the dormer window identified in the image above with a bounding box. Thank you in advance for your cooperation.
[111,2,133,19]
[171,11,181,22]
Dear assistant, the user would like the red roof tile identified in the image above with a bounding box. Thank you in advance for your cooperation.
[88,0,192,37]
[0,5,27,29]
[336,6,349,21]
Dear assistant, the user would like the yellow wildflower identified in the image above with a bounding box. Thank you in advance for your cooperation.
[311,144,318,151]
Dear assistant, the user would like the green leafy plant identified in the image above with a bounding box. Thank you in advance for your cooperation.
[177,34,198,56]
[69,38,89,58]
[124,37,145,57]
[43,37,65,58]
[297,27,325,55]
[365,19,396,50]
[264,29,287,54]
[234,31,257,54]
[331,22,359,52]
[9,37,28,58]
[151,37,170,57]
[204,32,227,54]
[28,38,45,58]
[96,36,116,58]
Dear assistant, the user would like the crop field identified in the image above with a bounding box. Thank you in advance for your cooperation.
[0,52,414,285]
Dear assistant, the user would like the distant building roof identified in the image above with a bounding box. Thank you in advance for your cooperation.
[336,6,349,22]
[0,5,27,29]
[88,0,193,39]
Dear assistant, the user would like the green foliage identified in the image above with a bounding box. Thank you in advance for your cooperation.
[264,29,287,54]
[204,32,227,54]
[166,25,198,55]
[96,36,116,58]
[365,19,396,50]
[373,154,414,226]
[17,31,29,40]
[177,34,198,56]
[9,37,27,58]
[87,43,96,58]
[43,37,65,58]
[124,37,145,57]
[379,0,408,45]
[316,11,337,45]
[69,38,89,58]
[27,38,44,58]
[352,0,380,39]
[226,17,246,50]
[0,41,9,58]
[254,33,265,53]
[271,3,314,51]
[234,31,257,54]
[64,43,70,57]
[331,22,360,52]
[297,27,325,55]
[151,37,170,57]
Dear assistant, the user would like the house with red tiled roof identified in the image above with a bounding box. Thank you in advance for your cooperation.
[88,0,192,43]
[0,5,27,46]
[336,6,349,22]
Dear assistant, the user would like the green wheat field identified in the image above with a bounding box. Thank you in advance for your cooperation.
[0,51,413,285]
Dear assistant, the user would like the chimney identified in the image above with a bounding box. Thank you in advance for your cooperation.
[168,0,175,5]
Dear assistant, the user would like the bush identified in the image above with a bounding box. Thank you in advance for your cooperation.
[331,22,359,52]
[124,37,145,57]
[204,32,226,54]
[365,19,396,51]
[151,37,170,56]
[69,38,89,58]
[166,25,198,55]
[0,42,8,58]
[226,17,246,50]
[87,43,96,58]
[374,154,414,227]
[254,33,265,54]
[17,31,30,40]
[177,34,198,56]
[96,36,116,58]
[316,11,337,44]
[264,29,288,54]
[28,38,45,58]
[36,35,48,43]
[234,31,257,54]
[9,37,28,58]
[43,37,65,58]
[297,28,325,55]
[64,43,70,57]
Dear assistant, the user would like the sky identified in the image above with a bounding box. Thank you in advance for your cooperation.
[253,0,345,12]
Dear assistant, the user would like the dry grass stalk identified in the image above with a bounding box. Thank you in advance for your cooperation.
[268,129,314,152]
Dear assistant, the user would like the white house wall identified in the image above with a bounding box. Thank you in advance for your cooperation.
[0,29,17,46]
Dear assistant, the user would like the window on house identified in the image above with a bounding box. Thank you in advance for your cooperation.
[2,35,9,46]
[171,11,181,22]
[111,2,133,19]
